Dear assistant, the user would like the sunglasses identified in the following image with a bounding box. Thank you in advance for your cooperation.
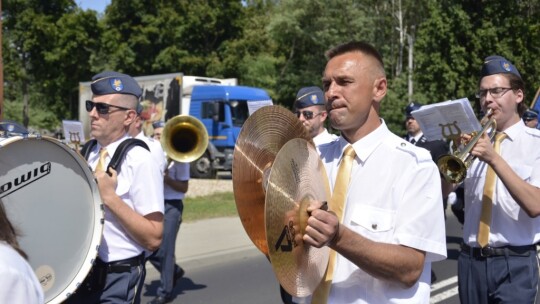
[86,100,132,115]
[294,110,324,120]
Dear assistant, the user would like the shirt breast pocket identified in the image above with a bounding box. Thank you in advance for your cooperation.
[349,205,395,242]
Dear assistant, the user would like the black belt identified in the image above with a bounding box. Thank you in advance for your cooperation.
[461,243,536,258]
[96,253,145,273]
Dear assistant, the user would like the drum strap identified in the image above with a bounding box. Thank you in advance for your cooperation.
[81,139,98,160]
[81,138,150,175]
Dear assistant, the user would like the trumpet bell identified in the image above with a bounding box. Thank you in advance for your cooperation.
[161,115,209,163]
[436,108,497,184]
[437,154,467,184]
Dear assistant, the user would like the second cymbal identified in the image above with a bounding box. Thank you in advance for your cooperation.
[265,138,331,296]
[232,105,311,255]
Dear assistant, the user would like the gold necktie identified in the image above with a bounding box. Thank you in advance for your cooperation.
[95,148,108,172]
[312,145,356,304]
[477,132,507,248]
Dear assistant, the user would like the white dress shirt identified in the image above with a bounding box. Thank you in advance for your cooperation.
[313,128,338,147]
[317,120,447,304]
[0,242,44,303]
[88,135,164,262]
[164,161,190,200]
[463,121,540,247]
[134,131,167,174]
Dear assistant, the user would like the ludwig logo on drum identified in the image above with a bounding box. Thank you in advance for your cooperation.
[0,162,51,198]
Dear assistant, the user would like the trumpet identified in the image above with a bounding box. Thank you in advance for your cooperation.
[437,109,497,184]
[161,115,209,163]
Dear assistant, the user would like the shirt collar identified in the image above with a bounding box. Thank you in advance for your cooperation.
[501,119,524,141]
[98,133,130,156]
[338,119,389,163]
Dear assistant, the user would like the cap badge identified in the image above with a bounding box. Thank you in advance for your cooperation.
[501,61,512,72]
[110,78,124,92]
[310,94,318,104]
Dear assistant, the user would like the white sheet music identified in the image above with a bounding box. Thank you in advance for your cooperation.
[411,98,481,141]
[247,99,273,116]
[62,120,85,144]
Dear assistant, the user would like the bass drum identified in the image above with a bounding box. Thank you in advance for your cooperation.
[0,135,103,304]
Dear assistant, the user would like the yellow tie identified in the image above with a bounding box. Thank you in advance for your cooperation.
[312,145,356,304]
[95,148,108,172]
[477,132,507,248]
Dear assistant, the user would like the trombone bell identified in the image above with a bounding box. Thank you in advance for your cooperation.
[161,115,209,163]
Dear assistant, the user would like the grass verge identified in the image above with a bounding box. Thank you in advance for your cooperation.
[183,191,237,222]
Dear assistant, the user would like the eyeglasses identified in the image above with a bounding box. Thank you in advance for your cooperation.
[475,87,513,99]
[86,100,132,115]
[294,110,324,120]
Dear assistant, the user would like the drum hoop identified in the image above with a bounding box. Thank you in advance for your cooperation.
[2,135,104,304]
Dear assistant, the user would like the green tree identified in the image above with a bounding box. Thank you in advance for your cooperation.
[3,0,99,130]
[95,0,245,77]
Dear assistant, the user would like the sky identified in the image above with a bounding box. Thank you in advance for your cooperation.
[77,0,110,13]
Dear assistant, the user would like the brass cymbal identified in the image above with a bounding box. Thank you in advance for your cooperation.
[265,138,331,297]
[232,105,311,255]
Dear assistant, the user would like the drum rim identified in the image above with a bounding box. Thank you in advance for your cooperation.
[1,135,104,304]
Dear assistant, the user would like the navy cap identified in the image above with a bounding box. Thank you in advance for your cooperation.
[91,71,142,98]
[404,102,422,118]
[152,121,165,129]
[523,109,539,121]
[0,120,28,134]
[295,86,325,109]
[480,55,521,79]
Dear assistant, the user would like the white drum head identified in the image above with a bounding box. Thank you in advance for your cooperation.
[0,136,103,304]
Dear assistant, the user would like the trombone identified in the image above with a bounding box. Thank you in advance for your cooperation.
[160,115,209,163]
[437,109,497,184]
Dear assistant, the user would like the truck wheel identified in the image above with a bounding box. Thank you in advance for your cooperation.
[190,153,216,179]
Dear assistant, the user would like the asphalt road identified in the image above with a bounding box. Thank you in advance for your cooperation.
[138,208,539,304]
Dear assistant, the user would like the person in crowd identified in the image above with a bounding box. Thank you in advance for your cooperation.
[128,106,167,174]
[522,108,538,129]
[0,200,44,303]
[404,102,449,161]
[147,120,190,304]
[456,55,540,303]
[152,120,164,141]
[294,86,338,147]
[300,41,447,303]
[66,71,164,303]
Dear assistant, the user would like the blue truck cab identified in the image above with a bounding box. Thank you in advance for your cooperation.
[188,85,272,178]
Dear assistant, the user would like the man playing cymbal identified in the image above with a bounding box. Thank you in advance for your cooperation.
[302,41,447,303]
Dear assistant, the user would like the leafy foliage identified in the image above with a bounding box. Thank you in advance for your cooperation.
[3,0,540,136]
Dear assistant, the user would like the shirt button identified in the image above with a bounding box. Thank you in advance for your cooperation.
[372,224,377,230]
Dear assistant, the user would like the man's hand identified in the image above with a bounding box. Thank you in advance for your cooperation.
[303,201,340,248]
[95,168,118,204]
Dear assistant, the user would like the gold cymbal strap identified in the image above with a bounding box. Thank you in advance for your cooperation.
[312,145,356,303]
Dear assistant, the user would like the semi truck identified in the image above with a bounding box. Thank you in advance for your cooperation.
[79,73,272,178]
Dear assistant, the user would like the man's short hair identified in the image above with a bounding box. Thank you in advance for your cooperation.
[325,41,384,73]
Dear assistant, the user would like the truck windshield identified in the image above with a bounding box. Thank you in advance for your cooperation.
[230,101,249,127]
